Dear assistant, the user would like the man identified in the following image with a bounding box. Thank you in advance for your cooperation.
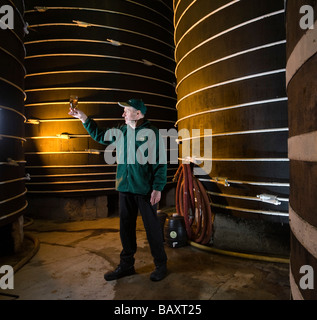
[69,98,168,281]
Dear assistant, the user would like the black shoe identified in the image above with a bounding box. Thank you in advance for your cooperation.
[104,265,135,281]
[150,265,167,281]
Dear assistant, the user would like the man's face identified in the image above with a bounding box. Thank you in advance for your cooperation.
[122,106,139,124]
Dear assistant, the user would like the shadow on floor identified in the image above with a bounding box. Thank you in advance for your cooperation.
[0,217,290,300]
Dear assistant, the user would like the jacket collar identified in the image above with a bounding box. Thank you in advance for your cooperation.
[135,118,145,128]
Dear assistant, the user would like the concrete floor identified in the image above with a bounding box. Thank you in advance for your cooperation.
[0,216,290,300]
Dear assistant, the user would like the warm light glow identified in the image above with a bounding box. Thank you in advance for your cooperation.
[73,20,91,28]
[56,133,70,139]
[25,119,40,125]
[107,39,122,46]
[85,149,102,155]
[34,6,47,12]
[142,59,154,66]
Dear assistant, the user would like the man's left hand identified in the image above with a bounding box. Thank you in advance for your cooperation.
[150,190,161,206]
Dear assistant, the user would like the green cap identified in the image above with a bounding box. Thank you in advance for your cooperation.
[118,99,147,115]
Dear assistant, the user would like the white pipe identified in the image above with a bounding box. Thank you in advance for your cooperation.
[24,86,176,101]
[27,188,115,194]
[0,189,27,205]
[0,46,26,74]
[207,191,288,205]
[175,9,284,74]
[0,175,30,185]
[24,38,174,63]
[176,127,288,141]
[210,201,289,217]
[28,6,173,35]
[0,134,26,142]
[178,157,289,162]
[175,97,288,125]
[199,177,290,188]
[25,164,115,168]
[25,70,174,87]
[0,201,28,221]
[28,21,174,49]
[176,40,286,92]
[124,0,172,25]
[0,77,25,96]
[26,179,116,185]
[176,69,286,109]
[174,0,239,55]
[0,105,26,120]
[25,53,174,75]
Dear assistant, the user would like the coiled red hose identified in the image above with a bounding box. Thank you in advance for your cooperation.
[174,164,214,244]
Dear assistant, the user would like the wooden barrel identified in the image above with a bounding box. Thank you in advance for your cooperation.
[173,0,289,254]
[0,0,27,228]
[286,0,317,300]
[23,1,176,197]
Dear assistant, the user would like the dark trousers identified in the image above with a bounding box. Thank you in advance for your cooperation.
[119,192,167,268]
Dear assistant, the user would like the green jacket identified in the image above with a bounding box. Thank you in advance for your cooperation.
[83,117,167,195]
